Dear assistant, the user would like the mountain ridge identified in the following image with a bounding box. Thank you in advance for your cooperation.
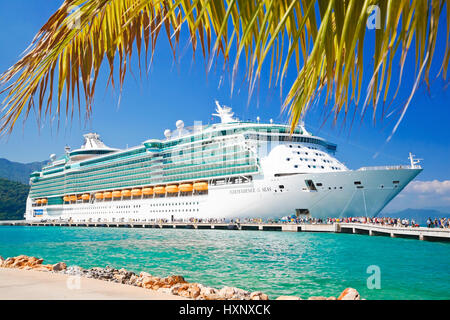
[0,158,46,184]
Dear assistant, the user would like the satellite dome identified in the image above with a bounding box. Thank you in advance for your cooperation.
[164,129,172,139]
[176,120,184,129]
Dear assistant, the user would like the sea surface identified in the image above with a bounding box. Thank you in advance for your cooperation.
[0,226,449,300]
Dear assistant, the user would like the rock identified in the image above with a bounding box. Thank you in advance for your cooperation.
[327,296,336,300]
[308,296,328,300]
[218,286,237,299]
[250,291,269,300]
[52,262,67,272]
[165,275,186,286]
[0,256,4,266]
[188,284,201,299]
[3,257,14,267]
[142,276,162,288]
[140,271,151,277]
[170,283,187,295]
[232,287,251,300]
[113,274,126,283]
[64,266,84,276]
[200,287,217,296]
[172,283,190,296]
[275,295,302,300]
[128,275,138,286]
[337,288,360,300]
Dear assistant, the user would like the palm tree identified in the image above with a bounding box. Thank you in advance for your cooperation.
[0,0,448,136]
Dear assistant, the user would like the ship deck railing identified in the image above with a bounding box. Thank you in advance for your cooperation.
[357,165,421,171]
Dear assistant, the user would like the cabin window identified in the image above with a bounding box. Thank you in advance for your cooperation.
[305,180,317,191]
[393,180,400,184]
[354,181,362,185]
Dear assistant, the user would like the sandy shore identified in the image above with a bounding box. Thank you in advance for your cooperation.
[0,268,188,300]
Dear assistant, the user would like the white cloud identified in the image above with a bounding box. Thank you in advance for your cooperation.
[403,180,450,195]
[383,180,450,213]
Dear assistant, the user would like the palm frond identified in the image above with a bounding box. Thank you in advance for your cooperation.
[0,0,448,135]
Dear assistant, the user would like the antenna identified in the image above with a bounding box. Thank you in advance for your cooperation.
[408,152,423,168]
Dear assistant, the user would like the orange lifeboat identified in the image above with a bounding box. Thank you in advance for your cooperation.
[103,192,112,199]
[69,195,77,202]
[179,183,193,192]
[142,187,154,195]
[112,191,121,198]
[154,186,166,194]
[131,189,142,197]
[95,192,104,200]
[193,182,208,191]
[41,198,48,204]
[166,185,179,193]
[36,199,42,205]
[81,194,90,201]
[121,190,131,197]
[63,196,70,202]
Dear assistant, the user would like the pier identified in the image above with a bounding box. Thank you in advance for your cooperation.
[1,220,449,242]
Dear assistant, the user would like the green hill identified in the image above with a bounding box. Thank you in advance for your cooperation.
[0,178,30,220]
[0,158,46,184]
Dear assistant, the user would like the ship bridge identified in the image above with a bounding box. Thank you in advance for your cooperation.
[68,133,119,162]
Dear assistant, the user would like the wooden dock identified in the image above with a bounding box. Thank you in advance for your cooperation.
[0,220,449,242]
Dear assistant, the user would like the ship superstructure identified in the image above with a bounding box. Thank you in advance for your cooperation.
[25,103,422,222]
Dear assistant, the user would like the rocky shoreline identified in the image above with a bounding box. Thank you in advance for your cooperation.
[0,255,361,300]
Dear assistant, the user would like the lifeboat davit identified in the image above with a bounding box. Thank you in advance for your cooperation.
[63,196,70,202]
[142,187,153,195]
[193,182,208,191]
[95,192,104,200]
[81,194,90,201]
[179,183,193,192]
[154,186,166,194]
[103,192,112,199]
[131,189,142,196]
[112,191,121,198]
[166,185,179,193]
[121,190,131,197]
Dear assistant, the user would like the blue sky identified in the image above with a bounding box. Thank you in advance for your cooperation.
[0,1,449,212]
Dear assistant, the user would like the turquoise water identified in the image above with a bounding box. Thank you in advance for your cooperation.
[0,226,449,300]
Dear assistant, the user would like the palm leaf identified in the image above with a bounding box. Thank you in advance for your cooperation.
[0,0,448,136]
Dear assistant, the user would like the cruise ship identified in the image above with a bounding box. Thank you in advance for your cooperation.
[25,102,422,222]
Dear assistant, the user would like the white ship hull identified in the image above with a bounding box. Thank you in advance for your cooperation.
[25,168,421,222]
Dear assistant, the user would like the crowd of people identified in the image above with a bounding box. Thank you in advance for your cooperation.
[325,216,450,228]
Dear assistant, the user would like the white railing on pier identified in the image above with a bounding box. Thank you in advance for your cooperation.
[357,165,420,171]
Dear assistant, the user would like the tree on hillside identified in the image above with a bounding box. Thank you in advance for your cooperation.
[0,178,29,220]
